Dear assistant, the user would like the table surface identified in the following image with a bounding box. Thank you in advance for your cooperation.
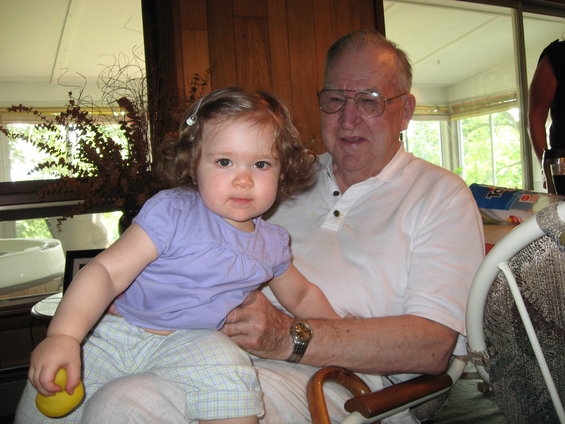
[30,292,62,320]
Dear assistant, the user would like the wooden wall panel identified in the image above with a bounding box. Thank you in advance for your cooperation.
[287,0,322,150]
[234,0,267,17]
[206,0,238,88]
[312,0,335,85]
[331,0,361,38]
[181,29,211,99]
[360,0,377,30]
[234,16,271,91]
[267,0,291,103]
[162,0,382,152]
[180,0,207,29]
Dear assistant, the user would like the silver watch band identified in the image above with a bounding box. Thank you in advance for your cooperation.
[287,342,308,363]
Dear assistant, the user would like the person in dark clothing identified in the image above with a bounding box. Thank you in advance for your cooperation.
[529,39,565,162]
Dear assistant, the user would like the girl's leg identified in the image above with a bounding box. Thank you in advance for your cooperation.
[82,372,187,424]
[147,329,264,422]
[200,417,258,424]
[14,315,131,424]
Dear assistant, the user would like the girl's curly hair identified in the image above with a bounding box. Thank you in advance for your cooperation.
[157,87,316,200]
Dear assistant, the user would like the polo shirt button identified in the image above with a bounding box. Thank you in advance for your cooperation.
[333,210,340,217]
[333,190,340,196]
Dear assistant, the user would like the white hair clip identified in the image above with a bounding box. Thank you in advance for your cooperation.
[186,98,203,126]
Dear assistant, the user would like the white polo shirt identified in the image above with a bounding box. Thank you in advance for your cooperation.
[265,145,484,356]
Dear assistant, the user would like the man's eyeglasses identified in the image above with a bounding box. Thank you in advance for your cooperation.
[317,89,408,118]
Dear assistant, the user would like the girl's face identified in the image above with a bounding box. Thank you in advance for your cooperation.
[195,118,281,232]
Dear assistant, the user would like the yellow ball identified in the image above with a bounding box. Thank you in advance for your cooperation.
[35,368,84,418]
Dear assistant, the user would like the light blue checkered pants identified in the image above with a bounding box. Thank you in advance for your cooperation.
[15,314,264,423]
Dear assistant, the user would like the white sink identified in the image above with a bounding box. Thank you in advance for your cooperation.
[0,238,65,289]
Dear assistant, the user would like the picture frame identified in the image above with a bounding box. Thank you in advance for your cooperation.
[63,249,104,292]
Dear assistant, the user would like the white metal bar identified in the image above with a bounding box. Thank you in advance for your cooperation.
[499,262,565,423]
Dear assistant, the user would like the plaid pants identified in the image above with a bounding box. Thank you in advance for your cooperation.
[15,314,263,423]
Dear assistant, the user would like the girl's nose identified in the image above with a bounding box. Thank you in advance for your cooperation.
[233,171,253,188]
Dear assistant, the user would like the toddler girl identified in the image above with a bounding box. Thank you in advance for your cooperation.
[19,87,339,424]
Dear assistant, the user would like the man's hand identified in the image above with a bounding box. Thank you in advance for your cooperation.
[221,291,294,360]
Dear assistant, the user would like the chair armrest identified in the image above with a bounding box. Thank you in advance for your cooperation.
[344,373,453,418]
[307,367,456,424]
[307,366,372,424]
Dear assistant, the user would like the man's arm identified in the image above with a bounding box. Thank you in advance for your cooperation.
[221,291,457,375]
[528,56,557,162]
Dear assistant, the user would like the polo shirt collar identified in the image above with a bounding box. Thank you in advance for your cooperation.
[323,142,411,187]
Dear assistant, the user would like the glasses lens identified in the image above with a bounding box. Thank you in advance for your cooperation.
[318,91,346,114]
[318,90,385,117]
[355,92,384,117]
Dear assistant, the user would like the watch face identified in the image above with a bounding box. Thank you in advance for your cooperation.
[293,322,312,341]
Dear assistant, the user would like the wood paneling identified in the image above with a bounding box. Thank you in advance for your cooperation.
[360,1,378,31]
[180,0,207,29]
[287,0,321,150]
[267,0,291,102]
[332,0,361,38]
[313,0,335,85]
[234,0,267,17]
[181,29,211,99]
[234,16,271,91]
[149,0,382,152]
[207,0,238,88]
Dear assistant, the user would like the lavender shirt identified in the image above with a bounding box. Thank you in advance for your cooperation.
[115,188,292,331]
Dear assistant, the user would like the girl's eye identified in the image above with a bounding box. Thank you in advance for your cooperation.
[254,161,270,170]
[217,158,231,167]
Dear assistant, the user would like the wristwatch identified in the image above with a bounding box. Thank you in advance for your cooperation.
[286,321,313,363]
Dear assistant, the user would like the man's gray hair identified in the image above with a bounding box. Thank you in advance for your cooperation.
[324,29,413,91]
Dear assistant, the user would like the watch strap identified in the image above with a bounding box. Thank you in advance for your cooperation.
[287,342,308,363]
[286,321,312,363]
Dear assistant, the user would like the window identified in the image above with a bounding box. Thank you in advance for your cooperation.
[458,109,522,187]
[404,120,443,167]
[0,0,143,304]
[385,0,565,191]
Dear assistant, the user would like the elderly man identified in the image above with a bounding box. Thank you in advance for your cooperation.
[218,29,484,422]
[18,30,484,424]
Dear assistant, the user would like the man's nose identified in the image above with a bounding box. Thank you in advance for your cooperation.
[339,98,362,128]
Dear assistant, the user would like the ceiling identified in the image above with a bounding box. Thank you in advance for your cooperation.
[384,0,565,87]
[0,0,564,107]
[0,0,143,106]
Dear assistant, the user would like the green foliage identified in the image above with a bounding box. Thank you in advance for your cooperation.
[2,49,209,225]
[407,109,522,188]
[405,121,442,166]
[16,218,51,238]
[1,95,162,224]
[460,110,522,188]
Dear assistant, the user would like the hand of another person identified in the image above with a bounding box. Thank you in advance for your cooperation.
[28,334,82,396]
[221,291,294,360]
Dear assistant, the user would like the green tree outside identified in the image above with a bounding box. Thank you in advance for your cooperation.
[406,108,522,188]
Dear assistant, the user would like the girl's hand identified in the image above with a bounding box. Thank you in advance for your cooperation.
[28,334,82,396]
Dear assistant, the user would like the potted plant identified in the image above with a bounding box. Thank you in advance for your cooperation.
[1,56,208,232]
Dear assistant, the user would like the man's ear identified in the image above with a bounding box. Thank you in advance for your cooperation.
[401,93,416,131]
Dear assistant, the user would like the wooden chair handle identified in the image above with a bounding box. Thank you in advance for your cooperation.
[307,366,372,424]
[345,373,453,418]
[307,366,454,424]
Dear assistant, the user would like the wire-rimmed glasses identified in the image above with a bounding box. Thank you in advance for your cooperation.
[317,89,407,118]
